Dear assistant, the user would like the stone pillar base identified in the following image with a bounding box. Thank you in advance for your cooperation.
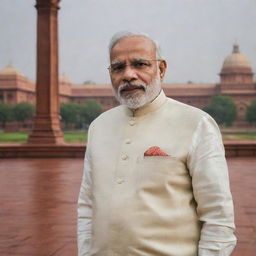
[28,131,64,144]
[28,115,64,144]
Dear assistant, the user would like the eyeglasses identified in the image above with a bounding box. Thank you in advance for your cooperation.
[108,59,161,74]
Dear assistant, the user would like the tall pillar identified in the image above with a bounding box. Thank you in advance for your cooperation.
[28,0,64,144]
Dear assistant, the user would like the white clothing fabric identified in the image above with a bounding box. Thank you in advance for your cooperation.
[77,90,236,256]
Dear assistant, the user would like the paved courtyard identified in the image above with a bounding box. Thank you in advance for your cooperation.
[0,157,255,256]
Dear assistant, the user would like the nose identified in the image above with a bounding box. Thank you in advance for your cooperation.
[122,65,138,82]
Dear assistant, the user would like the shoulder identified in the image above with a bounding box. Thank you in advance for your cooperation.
[166,97,208,118]
[163,97,221,139]
[164,97,211,125]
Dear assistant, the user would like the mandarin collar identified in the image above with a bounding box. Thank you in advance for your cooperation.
[124,90,167,117]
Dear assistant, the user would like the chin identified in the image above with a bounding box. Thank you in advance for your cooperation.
[115,76,162,109]
[120,94,149,109]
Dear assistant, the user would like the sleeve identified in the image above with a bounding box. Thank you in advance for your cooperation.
[77,126,93,256]
[187,115,237,256]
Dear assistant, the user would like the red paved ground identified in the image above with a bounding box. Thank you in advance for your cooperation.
[0,157,255,256]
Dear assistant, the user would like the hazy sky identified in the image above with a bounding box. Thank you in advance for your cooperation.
[1,0,256,84]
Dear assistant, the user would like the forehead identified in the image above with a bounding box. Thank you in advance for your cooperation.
[110,36,156,61]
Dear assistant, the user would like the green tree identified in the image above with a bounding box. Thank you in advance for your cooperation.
[246,100,256,123]
[79,100,102,128]
[60,102,80,128]
[13,102,35,122]
[0,103,14,128]
[203,95,237,126]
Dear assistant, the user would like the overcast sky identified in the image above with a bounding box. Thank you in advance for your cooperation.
[1,0,256,84]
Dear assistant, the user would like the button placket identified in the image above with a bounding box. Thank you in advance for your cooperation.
[114,117,137,186]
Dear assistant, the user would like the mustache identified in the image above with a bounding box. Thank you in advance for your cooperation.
[118,82,146,94]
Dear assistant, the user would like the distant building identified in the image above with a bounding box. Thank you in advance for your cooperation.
[0,64,35,105]
[0,44,255,125]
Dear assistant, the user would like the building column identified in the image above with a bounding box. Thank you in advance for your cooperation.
[28,0,64,144]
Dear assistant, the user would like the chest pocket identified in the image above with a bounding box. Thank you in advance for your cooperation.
[134,156,190,189]
[137,156,187,175]
[134,155,192,201]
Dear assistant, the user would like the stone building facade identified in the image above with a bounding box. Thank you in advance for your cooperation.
[0,44,255,124]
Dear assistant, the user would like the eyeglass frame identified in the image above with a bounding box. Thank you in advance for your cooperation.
[107,58,163,74]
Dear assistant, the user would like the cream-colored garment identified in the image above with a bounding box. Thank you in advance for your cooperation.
[77,91,236,256]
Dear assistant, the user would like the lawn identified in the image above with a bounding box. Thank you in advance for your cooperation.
[0,131,255,143]
[64,131,87,143]
[222,133,256,141]
[0,131,87,143]
[0,132,29,143]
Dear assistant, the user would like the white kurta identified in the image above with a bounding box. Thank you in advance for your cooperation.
[77,90,236,256]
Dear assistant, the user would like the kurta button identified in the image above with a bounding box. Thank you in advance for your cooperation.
[129,120,135,126]
[116,178,124,184]
[121,154,128,160]
[125,139,131,144]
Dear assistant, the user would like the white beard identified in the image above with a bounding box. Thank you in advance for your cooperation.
[113,75,162,109]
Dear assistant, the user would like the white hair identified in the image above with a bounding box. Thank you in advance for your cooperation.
[108,31,163,60]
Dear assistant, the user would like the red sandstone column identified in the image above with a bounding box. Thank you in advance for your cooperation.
[28,0,64,144]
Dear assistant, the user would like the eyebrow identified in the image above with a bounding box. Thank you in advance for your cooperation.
[132,57,148,61]
[110,57,148,65]
[110,60,124,66]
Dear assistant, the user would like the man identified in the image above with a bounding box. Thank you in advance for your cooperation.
[77,31,236,256]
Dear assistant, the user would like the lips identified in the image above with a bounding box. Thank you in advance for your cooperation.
[120,85,145,94]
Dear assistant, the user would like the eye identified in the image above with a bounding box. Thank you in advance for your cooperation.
[132,61,151,68]
[111,63,125,72]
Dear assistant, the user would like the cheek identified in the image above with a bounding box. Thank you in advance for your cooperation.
[111,76,121,91]
[139,71,157,84]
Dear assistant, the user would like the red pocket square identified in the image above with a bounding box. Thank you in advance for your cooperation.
[144,146,170,156]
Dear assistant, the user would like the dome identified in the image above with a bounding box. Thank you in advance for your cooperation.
[59,73,71,84]
[222,44,252,70]
[0,64,23,76]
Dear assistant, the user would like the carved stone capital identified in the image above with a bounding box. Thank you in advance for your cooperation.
[35,0,60,10]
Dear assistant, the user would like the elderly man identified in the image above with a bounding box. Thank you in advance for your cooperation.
[77,31,236,256]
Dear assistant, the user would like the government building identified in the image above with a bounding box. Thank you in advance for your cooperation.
[0,44,255,125]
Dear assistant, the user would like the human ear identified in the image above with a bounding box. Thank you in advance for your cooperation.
[159,60,167,81]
